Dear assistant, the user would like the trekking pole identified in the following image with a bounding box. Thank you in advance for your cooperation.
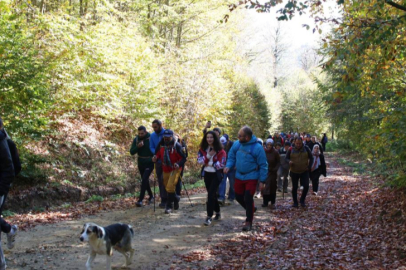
[180,175,193,207]
[153,164,156,213]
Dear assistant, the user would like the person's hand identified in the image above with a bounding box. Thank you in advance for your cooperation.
[209,149,216,156]
[223,167,230,174]
[137,141,144,148]
[152,155,157,162]
[174,163,179,169]
[289,161,293,165]
[259,182,265,191]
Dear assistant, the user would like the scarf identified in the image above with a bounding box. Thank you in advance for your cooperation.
[163,145,173,167]
[311,152,320,172]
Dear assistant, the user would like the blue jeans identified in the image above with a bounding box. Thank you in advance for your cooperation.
[218,168,236,201]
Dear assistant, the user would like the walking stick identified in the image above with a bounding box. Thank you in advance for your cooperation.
[179,174,194,207]
[153,164,156,212]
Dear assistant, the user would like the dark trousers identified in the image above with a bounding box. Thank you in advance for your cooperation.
[155,162,167,203]
[310,169,321,192]
[138,164,154,202]
[322,142,326,151]
[290,171,309,204]
[204,172,221,218]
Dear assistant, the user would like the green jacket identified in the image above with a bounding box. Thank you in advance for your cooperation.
[130,132,153,168]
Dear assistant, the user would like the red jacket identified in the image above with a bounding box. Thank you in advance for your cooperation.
[197,148,227,170]
[156,142,187,173]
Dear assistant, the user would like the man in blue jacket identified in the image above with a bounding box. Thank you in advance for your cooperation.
[149,119,167,208]
[224,126,268,231]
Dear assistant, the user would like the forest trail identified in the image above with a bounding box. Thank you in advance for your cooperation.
[3,154,406,270]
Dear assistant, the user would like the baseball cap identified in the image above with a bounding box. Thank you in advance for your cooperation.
[163,129,174,137]
[220,136,227,144]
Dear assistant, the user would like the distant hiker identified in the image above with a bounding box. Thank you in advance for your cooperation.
[149,119,167,208]
[213,127,221,138]
[277,142,291,193]
[310,145,326,196]
[306,135,324,154]
[304,134,311,147]
[0,117,18,270]
[197,131,226,225]
[273,133,284,146]
[261,139,280,209]
[175,135,188,197]
[130,126,154,207]
[218,134,235,205]
[152,129,186,214]
[321,133,328,151]
[286,137,313,208]
[254,138,264,199]
[224,126,268,231]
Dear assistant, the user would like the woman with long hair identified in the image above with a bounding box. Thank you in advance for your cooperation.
[197,131,226,226]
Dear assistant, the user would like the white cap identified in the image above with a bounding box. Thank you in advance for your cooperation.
[220,136,227,144]
[266,138,274,145]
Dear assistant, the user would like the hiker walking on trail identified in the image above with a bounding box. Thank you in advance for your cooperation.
[277,142,291,193]
[175,135,188,197]
[218,134,235,205]
[0,117,18,270]
[321,133,328,151]
[152,129,186,214]
[306,135,324,154]
[149,119,167,208]
[224,126,268,231]
[261,139,280,209]
[310,145,326,196]
[130,126,154,207]
[197,131,226,226]
[286,137,313,208]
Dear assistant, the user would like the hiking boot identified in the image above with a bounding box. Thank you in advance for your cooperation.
[174,195,180,210]
[242,222,252,232]
[204,217,212,226]
[218,199,225,206]
[277,189,282,192]
[261,203,268,208]
[7,225,17,249]
[148,196,154,204]
[292,203,299,208]
[135,201,143,207]
[313,191,318,196]
[164,208,172,214]
[254,192,261,199]
[159,202,166,209]
[214,212,221,221]
[299,186,304,190]
[300,202,307,208]
[268,204,276,210]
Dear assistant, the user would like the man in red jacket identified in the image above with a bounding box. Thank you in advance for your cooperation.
[152,129,187,214]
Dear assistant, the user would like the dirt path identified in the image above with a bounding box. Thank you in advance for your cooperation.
[3,154,405,269]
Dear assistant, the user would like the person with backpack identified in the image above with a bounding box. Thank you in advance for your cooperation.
[175,135,188,197]
[321,133,328,151]
[277,141,290,193]
[0,117,19,270]
[310,144,326,195]
[130,126,154,207]
[261,139,280,209]
[198,131,226,226]
[218,134,235,205]
[149,119,167,208]
[152,129,187,214]
[286,137,313,208]
[224,126,268,231]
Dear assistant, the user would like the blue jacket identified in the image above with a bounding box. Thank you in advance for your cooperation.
[226,135,268,183]
[149,128,165,155]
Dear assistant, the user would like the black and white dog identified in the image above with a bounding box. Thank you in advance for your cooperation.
[80,223,135,270]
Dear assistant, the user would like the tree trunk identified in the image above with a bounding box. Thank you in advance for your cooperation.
[80,0,83,16]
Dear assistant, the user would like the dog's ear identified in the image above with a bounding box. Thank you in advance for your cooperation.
[92,226,104,238]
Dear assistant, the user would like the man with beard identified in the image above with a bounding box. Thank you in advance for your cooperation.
[152,129,187,214]
[130,126,154,207]
[286,137,313,208]
[224,126,268,231]
[149,119,167,208]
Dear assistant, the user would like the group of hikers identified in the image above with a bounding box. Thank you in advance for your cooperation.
[130,119,328,232]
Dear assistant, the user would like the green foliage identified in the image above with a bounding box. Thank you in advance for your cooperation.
[86,195,104,203]
[229,79,271,139]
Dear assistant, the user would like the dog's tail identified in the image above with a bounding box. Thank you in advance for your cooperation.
[128,225,134,238]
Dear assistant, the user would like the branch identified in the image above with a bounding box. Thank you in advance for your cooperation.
[385,0,406,12]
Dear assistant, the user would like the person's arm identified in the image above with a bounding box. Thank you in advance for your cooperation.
[130,137,138,156]
[214,150,227,170]
[225,143,237,169]
[7,139,21,176]
[256,145,268,183]
[286,149,292,164]
[149,134,156,154]
[175,143,187,167]
[306,146,314,171]
[273,152,281,172]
